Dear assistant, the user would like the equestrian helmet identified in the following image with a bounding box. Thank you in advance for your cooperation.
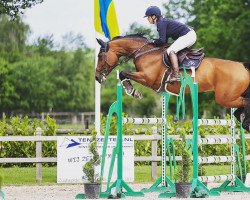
[144,6,161,17]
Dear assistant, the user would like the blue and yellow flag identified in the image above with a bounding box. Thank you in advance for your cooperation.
[94,0,120,39]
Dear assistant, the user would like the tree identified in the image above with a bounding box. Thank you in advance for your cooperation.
[0,15,29,62]
[0,16,96,113]
[0,58,16,113]
[125,22,157,39]
[162,0,194,23]
[0,0,43,18]
[190,0,250,61]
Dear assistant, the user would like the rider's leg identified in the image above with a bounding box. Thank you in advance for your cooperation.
[166,30,197,83]
[168,51,180,82]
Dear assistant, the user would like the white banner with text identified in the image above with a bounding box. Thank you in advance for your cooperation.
[57,136,134,183]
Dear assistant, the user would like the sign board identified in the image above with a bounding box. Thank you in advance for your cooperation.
[57,136,134,183]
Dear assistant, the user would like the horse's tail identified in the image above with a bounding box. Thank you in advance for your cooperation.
[243,62,250,71]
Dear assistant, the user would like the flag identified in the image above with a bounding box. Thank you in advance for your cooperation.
[94,0,119,135]
[94,0,120,39]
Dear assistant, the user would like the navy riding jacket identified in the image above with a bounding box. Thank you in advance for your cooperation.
[154,17,191,46]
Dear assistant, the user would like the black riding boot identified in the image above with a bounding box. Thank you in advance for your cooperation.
[167,51,180,83]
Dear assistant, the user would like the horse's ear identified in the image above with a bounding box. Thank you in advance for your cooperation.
[96,38,109,52]
[96,38,106,48]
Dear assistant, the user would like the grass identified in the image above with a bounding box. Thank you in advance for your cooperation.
[0,166,57,185]
[0,165,232,186]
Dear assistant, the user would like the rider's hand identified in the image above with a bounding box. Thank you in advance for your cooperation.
[147,39,155,44]
[153,39,164,46]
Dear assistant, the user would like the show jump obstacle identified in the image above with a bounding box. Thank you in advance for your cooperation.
[148,70,250,198]
[76,70,249,199]
[0,189,4,200]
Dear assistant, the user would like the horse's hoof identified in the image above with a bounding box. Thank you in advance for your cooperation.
[240,113,245,122]
[242,119,250,132]
[234,107,244,122]
[133,89,143,99]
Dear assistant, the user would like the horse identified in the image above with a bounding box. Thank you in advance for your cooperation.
[95,34,250,131]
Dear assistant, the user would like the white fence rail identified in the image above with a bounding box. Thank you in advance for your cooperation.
[0,127,250,183]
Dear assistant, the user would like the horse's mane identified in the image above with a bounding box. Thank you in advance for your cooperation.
[112,33,148,41]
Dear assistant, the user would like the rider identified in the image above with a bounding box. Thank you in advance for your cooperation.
[144,6,197,83]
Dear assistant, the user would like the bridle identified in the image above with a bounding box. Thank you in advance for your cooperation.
[96,39,151,78]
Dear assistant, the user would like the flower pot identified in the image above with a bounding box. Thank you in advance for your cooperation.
[175,182,192,198]
[84,183,101,199]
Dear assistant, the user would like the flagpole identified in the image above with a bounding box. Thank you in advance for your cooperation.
[95,40,101,136]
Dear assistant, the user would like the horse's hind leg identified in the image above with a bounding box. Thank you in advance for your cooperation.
[230,98,250,131]
[215,93,250,130]
[242,98,250,131]
[119,71,143,99]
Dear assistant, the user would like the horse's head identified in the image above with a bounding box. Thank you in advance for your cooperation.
[95,39,119,83]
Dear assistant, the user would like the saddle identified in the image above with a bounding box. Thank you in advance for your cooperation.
[163,47,205,69]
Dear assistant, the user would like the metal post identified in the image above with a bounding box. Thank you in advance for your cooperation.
[231,108,236,183]
[161,94,166,186]
[117,79,123,181]
[192,83,199,180]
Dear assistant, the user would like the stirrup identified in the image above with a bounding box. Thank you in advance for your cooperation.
[166,75,180,83]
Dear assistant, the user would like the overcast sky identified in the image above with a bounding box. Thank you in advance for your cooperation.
[23,0,167,48]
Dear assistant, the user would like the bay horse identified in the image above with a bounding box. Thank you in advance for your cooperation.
[95,34,250,131]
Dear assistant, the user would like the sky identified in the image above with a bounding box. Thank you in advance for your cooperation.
[23,0,167,48]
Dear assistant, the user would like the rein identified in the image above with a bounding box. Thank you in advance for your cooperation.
[116,40,150,65]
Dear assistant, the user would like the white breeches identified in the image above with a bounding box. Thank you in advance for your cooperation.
[167,30,197,55]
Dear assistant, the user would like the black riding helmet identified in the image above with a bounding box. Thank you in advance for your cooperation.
[144,6,161,18]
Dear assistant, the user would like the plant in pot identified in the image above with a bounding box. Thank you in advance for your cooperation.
[82,131,101,199]
[174,133,192,198]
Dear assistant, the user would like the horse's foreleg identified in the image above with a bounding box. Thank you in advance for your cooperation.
[119,71,134,95]
[119,71,147,99]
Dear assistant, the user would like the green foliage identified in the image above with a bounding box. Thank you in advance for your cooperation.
[82,131,101,183]
[190,0,250,61]
[0,16,95,113]
[125,22,157,39]
[174,127,192,183]
[0,0,43,19]
[0,174,2,189]
[162,0,250,61]
[0,115,57,167]
[0,15,29,62]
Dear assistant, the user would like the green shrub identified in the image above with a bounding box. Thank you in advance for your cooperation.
[0,114,57,167]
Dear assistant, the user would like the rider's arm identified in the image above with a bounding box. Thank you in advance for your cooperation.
[153,21,168,46]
